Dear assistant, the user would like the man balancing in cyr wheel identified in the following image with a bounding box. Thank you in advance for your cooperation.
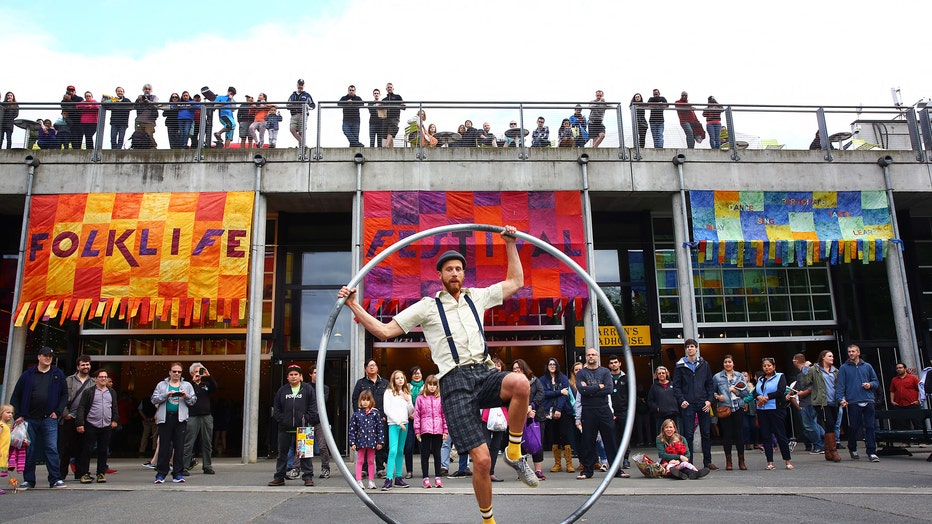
[338,225,536,524]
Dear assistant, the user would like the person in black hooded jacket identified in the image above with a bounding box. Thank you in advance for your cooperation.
[268,364,319,487]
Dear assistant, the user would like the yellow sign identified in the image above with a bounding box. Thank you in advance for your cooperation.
[575,325,651,347]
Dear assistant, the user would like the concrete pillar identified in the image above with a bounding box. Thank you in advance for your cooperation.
[242,195,267,464]
[672,193,697,341]
[886,249,920,370]
[3,327,27,403]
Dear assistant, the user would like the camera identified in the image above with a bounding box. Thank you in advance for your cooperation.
[200,368,207,375]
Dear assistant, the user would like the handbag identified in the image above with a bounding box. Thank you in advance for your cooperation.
[11,420,30,449]
[486,407,508,432]
[522,419,542,455]
[716,404,732,419]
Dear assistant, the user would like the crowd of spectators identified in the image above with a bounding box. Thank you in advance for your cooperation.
[0,84,741,152]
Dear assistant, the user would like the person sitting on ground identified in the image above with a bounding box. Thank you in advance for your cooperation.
[656,418,709,480]
[531,117,550,147]
[478,122,498,147]
[558,119,574,148]
[37,119,58,150]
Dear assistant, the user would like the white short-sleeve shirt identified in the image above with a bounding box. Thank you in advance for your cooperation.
[393,284,503,378]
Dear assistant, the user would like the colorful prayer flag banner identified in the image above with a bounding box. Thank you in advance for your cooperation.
[690,191,895,266]
[362,191,588,320]
[15,192,254,328]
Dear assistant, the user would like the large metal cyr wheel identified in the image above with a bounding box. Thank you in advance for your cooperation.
[314,223,636,524]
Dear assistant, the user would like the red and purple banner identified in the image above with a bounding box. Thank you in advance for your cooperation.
[362,191,588,318]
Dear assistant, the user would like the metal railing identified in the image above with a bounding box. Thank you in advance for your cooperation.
[2,100,929,163]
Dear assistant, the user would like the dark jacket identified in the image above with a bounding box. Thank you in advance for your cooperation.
[75,385,119,429]
[672,357,714,406]
[529,377,546,422]
[11,365,67,419]
[609,371,629,416]
[648,380,679,417]
[541,373,570,416]
[189,376,218,417]
[835,358,879,405]
[352,375,389,413]
[272,381,319,429]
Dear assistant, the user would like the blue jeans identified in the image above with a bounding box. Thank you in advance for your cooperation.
[650,122,664,148]
[800,405,825,450]
[25,417,62,486]
[178,120,194,147]
[110,125,127,149]
[342,121,362,147]
[680,123,695,149]
[707,123,722,149]
[846,402,877,455]
[679,404,712,466]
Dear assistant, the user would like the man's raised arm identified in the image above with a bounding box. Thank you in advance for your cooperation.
[499,224,524,299]
[337,287,405,341]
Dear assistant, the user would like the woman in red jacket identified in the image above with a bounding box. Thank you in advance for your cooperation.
[76,91,100,150]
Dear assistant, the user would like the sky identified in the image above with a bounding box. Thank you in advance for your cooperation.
[2,0,929,150]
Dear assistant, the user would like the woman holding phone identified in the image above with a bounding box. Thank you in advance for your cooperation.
[150,362,197,484]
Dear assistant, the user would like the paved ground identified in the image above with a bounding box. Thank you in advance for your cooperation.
[6,445,932,523]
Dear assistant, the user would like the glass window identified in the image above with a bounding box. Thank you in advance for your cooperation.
[302,252,352,285]
[299,289,353,351]
[594,250,620,282]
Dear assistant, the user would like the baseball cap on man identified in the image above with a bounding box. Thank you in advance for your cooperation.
[38,346,55,355]
[297,79,305,85]
[436,250,466,271]
[286,364,302,374]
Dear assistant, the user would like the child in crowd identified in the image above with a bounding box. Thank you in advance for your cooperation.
[348,390,383,490]
[413,374,446,489]
[382,370,414,490]
[656,418,709,480]
[265,106,282,148]
[0,405,12,478]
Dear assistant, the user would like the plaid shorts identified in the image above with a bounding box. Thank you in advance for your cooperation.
[440,364,506,452]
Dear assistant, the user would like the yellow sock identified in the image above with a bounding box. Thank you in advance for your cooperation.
[480,505,495,523]
[506,431,523,461]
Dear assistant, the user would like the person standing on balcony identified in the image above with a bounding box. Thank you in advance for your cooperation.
[62,85,84,149]
[134,83,160,148]
[106,87,132,149]
[703,96,724,149]
[368,88,384,147]
[630,93,649,149]
[675,92,703,149]
[339,85,365,147]
[647,88,667,148]
[569,105,589,147]
[589,90,607,148]
[288,78,315,145]
[382,82,405,147]
[213,86,237,148]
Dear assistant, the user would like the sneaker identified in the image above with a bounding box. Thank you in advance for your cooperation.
[850,450,860,460]
[439,468,448,477]
[449,470,468,478]
[70,461,76,474]
[423,478,431,488]
[404,472,413,479]
[80,474,93,484]
[367,480,377,490]
[809,449,825,455]
[96,474,106,483]
[692,467,710,479]
[304,478,315,486]
[267,478,285,486]
[190,459,199,469]
[203,468,215,475]
[18,482,33,490]
[503,453,540,488]
[105,468,118,475]
[394,477,409,488]
[180,469,191,476]
[51,480,66,488]
[381,479,393,491]
[434,477,443,488]
[668,468,688,480]
[143,462,156,469]
[788,440,797,452]
[319,468,331,479]
[154,476,165,484]
[286,468,300,480]
[623,459,631,469]
[172,475,185,483]
[358,480,366,490]
[376,469,387,479]
[535,470,547,481]
[599,463,608,472]
[869,454,880,462]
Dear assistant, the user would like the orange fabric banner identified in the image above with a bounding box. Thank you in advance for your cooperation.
[15,192,253,328]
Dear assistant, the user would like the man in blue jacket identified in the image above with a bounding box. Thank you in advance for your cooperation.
[10,346,69,489]
[672,338,717,470]
[834,344,880,462]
